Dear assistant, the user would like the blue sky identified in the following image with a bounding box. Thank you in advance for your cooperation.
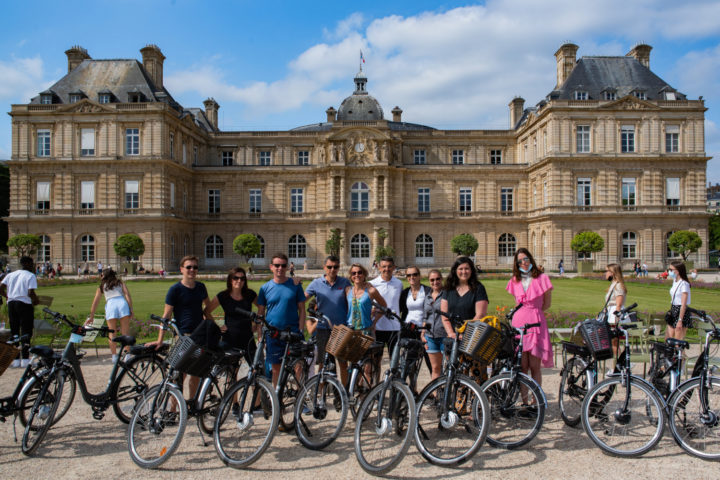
[1,0,719,182]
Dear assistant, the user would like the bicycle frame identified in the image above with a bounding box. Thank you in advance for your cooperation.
[0,337,49,421]
[561,344,598,393]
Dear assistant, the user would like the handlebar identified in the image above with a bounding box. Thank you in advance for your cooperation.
[371,301,400,321]
[43,307,114,336]
[506,303,523,320]
[307,305,333,329]
[613,302,638,316]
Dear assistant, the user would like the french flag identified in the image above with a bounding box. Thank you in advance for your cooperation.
[360,50,365,63]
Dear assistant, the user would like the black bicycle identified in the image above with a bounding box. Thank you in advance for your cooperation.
[274,322,314,432]
[558,329,600,427]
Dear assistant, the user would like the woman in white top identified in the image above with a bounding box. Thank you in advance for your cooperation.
[667,260,692,340]
[87,269,134,362]
[603,264,626,359]
[399,266,430,329]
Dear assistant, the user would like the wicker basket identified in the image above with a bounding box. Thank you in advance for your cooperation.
[0,343,20,377]
[579,318,613,360]
[326,325,374,363]
[165,335,219,377]
[459,321,502,363]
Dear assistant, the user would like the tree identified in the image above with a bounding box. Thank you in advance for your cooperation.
[450,234,479,257]
[570,231,605,257]
[113,233,145,261]
[233,234,261,262]
[374,227,396,262]
[709,215,720,251]
[325,228,343,257]
[7,234,41,258]
[668,230,702,262]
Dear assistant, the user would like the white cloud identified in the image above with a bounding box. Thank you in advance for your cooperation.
[0,56,48,103]
[323,12,364,40]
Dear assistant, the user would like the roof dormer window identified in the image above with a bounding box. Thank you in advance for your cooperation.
[664,91,676,100]
[99,93,111,104]
[129,93,142,103]
[69,94,82,103]
[574,91,588,100]
[40,94,53,105]
[603,91,617,100]
[633,90,646,100]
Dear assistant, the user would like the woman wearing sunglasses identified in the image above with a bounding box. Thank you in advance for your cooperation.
[345,263,386,336]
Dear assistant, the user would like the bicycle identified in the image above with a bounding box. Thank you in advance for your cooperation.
[580,303,666,457]
[647,336,689,401]
[481,305,547,450]
[666,307,720,460]
[127,315,244,468]
[558,329,599,427]
[413,309,491,466]
[274,321,314,432]
[213,308,280,469]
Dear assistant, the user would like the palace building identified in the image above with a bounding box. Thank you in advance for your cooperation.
[5,43,710,271]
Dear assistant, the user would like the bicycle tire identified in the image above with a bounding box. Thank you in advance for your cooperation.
[295,374,348,450]
[667,376,720,460]
[198,363,236,435]
[482,372,545,449]
[111,354,166,424]
[213,377,280,468]
[414,373,490,465]
[559,356,589,427]
[127,384,187,469]
[354,379,416,475]
[349,357,379,421]
[18,368,76,428]
[21,369,65,456]
[581,376,665,457]
[279,362,307,431]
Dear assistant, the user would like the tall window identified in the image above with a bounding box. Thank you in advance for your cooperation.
[80,181,95,210]
[288,234,307,259]
[498,233,516,258]
[577,125,590,153]
[621,178,636,207]
[452,149,464,165]
[38,235,51,262]
[501,188,514,212]
[418,188,430,213]
[125,128,140,156]
[36,181,50,211]
[208,189,220,214]
[622,232,637,258]
[81,128,95,156]
[414,149,426,165]
[205,235,223,259]
[193,146,198,164]
[249,189,262,214]
[351,182,369,212]
[125,180,139,209]
[170,182,175,208]
[80,234,95,261]
[169,133,174,159]
[183,236,189,256]
[297,150,309,165]
[415,234,434,258]
[490,150,502,165]
[665,126,679,153]
[290,188,304,214]
[666,231,679,258]
[37,129,51,157]
[259,151,271,166]
[459,187,472,215]
[252,234,265,259]
[543,181,548,206]
[222,151,233,166]
[577,178,592,206]
[350,234,370,258]
[621,125,635,153]
[182,142,186,164]
[183,190,187,212]
[666,177,680,206]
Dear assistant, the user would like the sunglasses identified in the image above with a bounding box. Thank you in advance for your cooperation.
[325,265,340,270]
[406,272,419,277]
[272,263,288,268]
[184,265,199,270]
[350,271,364,276]
[429,278,442,282]
[517,258,530,265]
[233,276,246,281]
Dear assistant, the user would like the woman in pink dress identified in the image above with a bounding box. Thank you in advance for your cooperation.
[506,248,553,389]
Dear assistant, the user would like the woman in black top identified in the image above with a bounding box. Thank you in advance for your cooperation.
[207,267,258,363]
[440,256,489,339]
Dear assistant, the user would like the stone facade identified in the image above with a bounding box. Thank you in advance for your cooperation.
[5,43,710,272]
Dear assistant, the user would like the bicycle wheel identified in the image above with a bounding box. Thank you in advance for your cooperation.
[112,354,166,423]
[21,370,65,456]
[349,358,378,421]
[559,356,589,427]
[668,376,720,459]
[279,366,306,431]
[482,372,545,449]
[18,368,76,427]
[295,374,348,450]
[581,376,665,457]
[127,384,187,468]
[414,374,490,465]
[214,377,279,468]
[354,379,416,475]
[198,364,236,435]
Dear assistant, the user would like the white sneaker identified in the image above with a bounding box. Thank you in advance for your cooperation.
[20,359,30,368]
[10,359,20,368]
[111,354,118,363]
[123,353,132,362]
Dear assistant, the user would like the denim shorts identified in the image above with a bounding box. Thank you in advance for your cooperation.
[105,296,131,320]
[424,335,445,354]
[265,333,288,365]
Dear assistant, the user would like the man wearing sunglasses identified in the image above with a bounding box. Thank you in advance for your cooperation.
[257,253,306,387]
[370,256,403,359]
[305,255,352,385]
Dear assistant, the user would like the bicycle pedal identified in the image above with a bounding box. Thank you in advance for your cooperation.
[92,411,105,420]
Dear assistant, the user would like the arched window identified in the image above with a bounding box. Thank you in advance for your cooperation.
[252,234,265,258]
[666,231,679,258]
[622,232,637,259]
[38,234,51,262]
[80,234,95,261]
[350,234,371,258]
[415,234,434,259]
[498,233,516,258]
[205,235,224,259]
[288,234,307,259]
[351,182,369,212]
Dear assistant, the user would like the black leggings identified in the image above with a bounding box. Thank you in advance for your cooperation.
[9,301,34,359]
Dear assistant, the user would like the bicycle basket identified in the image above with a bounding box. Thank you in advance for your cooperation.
[0,342,20,377]
[579,318,613,360]
[459,321,502,363]
[326,325,374,363]
[496,322,516,360]
[165,335,220,377]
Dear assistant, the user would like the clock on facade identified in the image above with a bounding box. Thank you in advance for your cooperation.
[354,142,365,153]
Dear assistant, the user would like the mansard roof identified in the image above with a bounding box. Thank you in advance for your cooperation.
[290,120,434,132]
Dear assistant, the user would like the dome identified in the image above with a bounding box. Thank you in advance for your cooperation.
[337,70,384,121]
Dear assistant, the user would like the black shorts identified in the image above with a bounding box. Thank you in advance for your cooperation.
[315,328,334,365]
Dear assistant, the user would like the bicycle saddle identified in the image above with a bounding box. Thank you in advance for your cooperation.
[29,345,54,358]
[666,338,690,350]
[112,335,137,347]
[366,341,385,356]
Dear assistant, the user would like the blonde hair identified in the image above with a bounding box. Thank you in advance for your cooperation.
[348,263,368,280]
[606,263,627,294]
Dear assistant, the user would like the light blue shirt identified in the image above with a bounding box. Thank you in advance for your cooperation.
[305,275,351,329]
[257,278,305,332]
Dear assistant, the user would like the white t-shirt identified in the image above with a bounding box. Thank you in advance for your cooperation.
[404,288,426,327]
[604,281,626,324]
[370,275,402,331]
[103,285,124,300]
[1,269,38,304]
[670,280,691,306]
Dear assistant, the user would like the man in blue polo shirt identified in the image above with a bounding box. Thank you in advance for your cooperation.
[305,255,351,385]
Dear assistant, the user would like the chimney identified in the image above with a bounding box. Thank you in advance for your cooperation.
[65,46,91,73]
[203,98,220,129]
[627,43,652,69]
[326,107,337,123]
[554,42,578,87]
[140,44,166,89]
[391,106,403,122]
[509,97,525,128]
